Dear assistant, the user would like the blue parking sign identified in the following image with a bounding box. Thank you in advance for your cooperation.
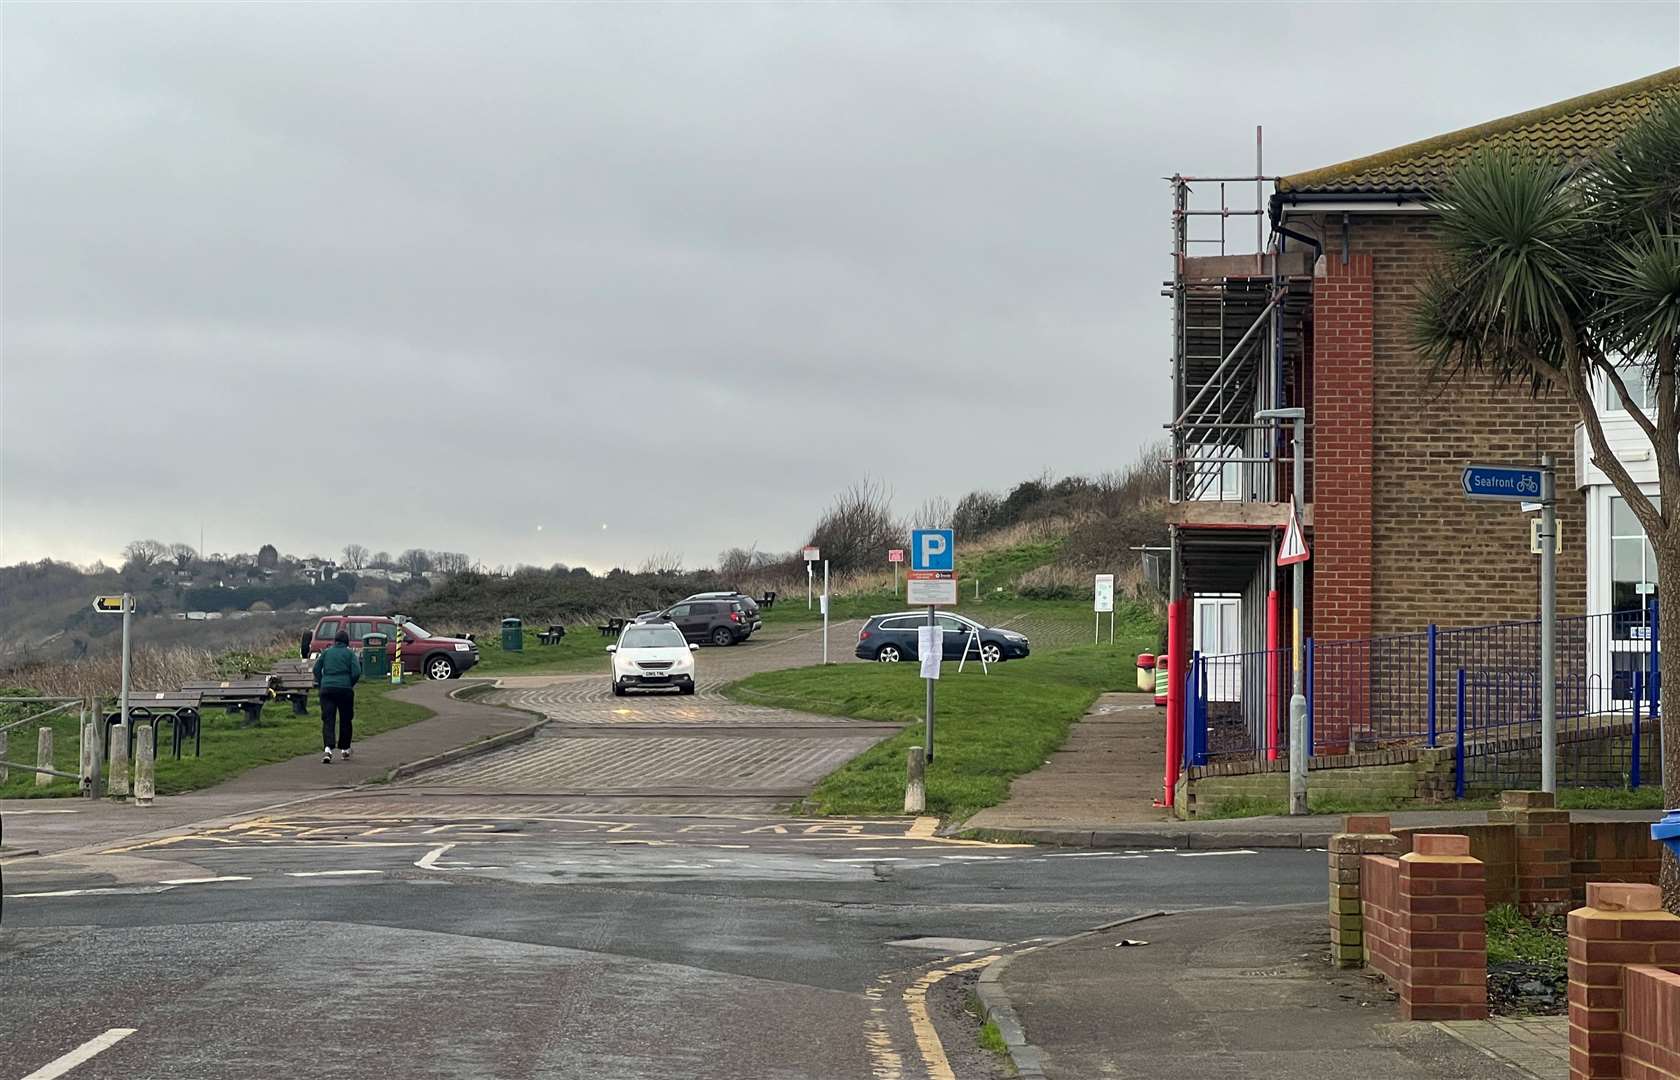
[910,529,954,572]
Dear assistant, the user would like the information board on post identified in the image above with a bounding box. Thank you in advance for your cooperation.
[907,529,957,605]
[1094,574,1114,613]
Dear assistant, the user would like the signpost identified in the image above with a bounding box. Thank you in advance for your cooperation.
[1256,405,1309,815]
[888,548,904,594]
[94,593,133,799]
[1094,573,1115,644]
[910,529,955,762]
[803,546,820,609]
[1461,457,1558,792]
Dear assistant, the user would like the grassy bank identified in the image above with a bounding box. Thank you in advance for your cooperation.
[727,644,1139,820]
[2,680,431,798]
[1197,785,1665,820]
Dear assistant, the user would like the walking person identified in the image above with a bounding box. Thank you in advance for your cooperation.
[313,630,362,764]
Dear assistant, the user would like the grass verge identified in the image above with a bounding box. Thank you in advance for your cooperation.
[726,644,1133,820]
[471,632,611,677]
[978,1019,1008,1055]
[2,680,431,798]
[1197,785,1665,820]
[1486,904,1568,968]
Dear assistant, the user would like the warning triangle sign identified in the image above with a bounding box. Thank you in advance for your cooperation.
[1278,509,1310,566]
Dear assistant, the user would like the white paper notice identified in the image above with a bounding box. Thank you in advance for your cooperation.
[918,625,941,680]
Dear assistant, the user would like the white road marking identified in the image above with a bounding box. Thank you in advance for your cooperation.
[5,809,81,815]
[1043,851,1148,859]
[415,844,455,870]
[21,1027,137,1079]
[9,886,176,899]
[1175,849,1257,858]
[827,857,906,863]
[939,854,1010,861]
[284,869,383,878]
[156,876,252,885]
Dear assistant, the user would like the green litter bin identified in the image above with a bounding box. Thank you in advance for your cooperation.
[362,633,391,678]
[501,617,523,652]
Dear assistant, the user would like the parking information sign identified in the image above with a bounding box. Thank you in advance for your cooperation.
[887,549,904,564]
[803,546,820,562]
[1094,574,1114,613]
[907,529,957,605]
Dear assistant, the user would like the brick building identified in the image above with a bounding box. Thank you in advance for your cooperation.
[1164,70,1675,767]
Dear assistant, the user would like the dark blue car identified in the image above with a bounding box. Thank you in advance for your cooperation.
[854,611,1030,664]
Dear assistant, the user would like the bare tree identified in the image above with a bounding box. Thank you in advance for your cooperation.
[806,477,903,574]
[371,551,393,569]
[169,543,196,572]
[430,551,471,575]
[121,539,168,573]
[637,551,684,575]
[341,544,369,570]
[398,548,433,578]
[906,495,953,531]
[256,543,280,569]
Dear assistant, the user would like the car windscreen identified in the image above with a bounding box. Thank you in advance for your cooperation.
[619,626,686,649]
[402,620,433,639]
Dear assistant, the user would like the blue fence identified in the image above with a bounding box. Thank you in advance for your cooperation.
[1183,602,1662,794]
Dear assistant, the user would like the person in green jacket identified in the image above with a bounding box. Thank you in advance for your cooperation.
[313,630,362,764]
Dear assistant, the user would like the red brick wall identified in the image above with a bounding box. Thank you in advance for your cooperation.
[1570,821,1664,906]
[1310,253,1374,642]
[1360,835,1488,1020]
[1622,965,1680,1078]
[1567,883,1680,1079]
[1361,853,1402,979]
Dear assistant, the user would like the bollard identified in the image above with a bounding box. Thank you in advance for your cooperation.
[80,720,94,790]
[134,725,155,807]
[36,726,53,787]
[904,746,926,814]
[108,724,130,798]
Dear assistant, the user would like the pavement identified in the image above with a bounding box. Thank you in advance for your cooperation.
[983,905,1505,1079]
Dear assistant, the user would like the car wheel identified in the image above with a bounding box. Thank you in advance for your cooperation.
[425,655,456,681]
[711,627,735,647]
[612,680,626,697]
[876,644,902,663]
[980,643,1004,665]
[679,683,696,696]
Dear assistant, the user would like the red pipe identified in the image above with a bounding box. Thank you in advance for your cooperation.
[1266,588,1281,761]
[1163,597,1188,805]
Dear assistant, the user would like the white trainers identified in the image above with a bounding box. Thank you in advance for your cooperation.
[322,747,333,764]
[338,748,350,761]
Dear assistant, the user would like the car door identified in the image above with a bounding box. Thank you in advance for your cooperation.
[312,618,339,654]
[664,604,695,640]
[346,619,377,652]
[689,602,721,639]
[937,614,973,659]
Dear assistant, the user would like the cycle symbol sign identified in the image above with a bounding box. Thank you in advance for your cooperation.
[1461,464,1545,501]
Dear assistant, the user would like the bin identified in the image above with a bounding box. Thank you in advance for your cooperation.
[501,617,524,653]
[1154,651,1170,706]
[362,633,391,678]
[1136,652,1156,692]
[1655,810,1680,860]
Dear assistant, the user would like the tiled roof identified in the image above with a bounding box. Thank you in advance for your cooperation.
[1278,68,1680,196]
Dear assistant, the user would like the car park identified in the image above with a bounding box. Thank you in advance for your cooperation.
[304,614,480,680]
[637,597,757,646]
[609,621,699,695]
[853,611,1030,665]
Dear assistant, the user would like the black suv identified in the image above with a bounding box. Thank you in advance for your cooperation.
[854,611,1030,664]
[643,598,756,646]
[637,592,763,634]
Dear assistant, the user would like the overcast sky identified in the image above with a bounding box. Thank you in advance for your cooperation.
[3,2,1675,572]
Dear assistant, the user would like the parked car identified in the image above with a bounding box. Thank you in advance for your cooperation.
[305,615,480,680]
[638,598,756,646]
[854,611,1030,664]
[608,621,699,695]
[636,591,763,633]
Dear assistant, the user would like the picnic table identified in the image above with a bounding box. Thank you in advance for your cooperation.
[597,617,629,638]
[180,677,280,726]
[537,624,567,645]
[759,591,777,609]
[104,691,204,761]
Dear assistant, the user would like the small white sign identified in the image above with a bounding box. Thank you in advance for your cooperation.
[803,546,820,562]
[1278,509,1310,566]
[907,573,958,605]
[1635,582,1656,596]
[1529,519,1563,554]
[918,625,941,679]
[887,549,904,564]
[820,593,829,615]
[1094,574,1115,613]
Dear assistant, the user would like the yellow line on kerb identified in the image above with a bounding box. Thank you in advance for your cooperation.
[904,955,997,1080]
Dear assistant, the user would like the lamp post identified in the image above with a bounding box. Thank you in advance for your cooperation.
[1257,406,1308,815]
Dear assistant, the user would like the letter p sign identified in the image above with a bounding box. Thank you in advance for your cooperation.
[911,529,954,572]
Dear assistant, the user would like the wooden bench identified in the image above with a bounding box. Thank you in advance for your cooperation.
[597,617,628,638]
[537,624,567,645]
[180,678,280,726]
[268,669,315,715]
[104,691,204,760]
[759,592,777,610]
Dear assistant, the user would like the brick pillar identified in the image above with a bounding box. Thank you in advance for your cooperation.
[1310,253,1374,645]
[1568,882,1680,1080]
[1489,790,1572,916]
[1398,833,1488,1020]
[1329,814,1399,968]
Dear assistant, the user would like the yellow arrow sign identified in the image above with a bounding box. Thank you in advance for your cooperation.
[93,595,131,613]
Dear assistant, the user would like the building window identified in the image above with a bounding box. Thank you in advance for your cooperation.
[1603,362,1654,414]
[1610,494,1659,633]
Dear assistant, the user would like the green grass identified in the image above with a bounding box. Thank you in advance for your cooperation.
[1486,904,1567,968]
[2,680,432,798]
[957,538,1065,588]
[726,644,1139,820]
[1554,787,1667,810]
[471,631,612,677]
[978,1019,1008,1055]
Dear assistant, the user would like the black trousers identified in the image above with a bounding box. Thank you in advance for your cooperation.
[320,687,355,750]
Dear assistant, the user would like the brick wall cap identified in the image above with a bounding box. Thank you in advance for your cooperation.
[1401,853,1483,865]
[1585,882,1663,912]
[1568,908,1680,924]
[1500,790,1556,809]
[1344,814,1392,834]
[1412,833,1472,856]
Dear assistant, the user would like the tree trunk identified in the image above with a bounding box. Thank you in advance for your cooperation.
[1661,540,1679,914]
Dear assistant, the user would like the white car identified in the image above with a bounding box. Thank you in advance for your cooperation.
[608,621,699,696]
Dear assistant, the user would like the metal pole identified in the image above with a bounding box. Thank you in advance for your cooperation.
[1539,452,1557,793]
[822,560,830,665]
[925,605,936,763]
[807,563,813,610]
[119,592,132,743]
[1289,418,1308,815]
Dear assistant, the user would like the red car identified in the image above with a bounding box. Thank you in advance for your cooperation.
[303,614,480,680]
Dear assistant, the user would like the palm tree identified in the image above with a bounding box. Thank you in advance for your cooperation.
[1412,96,1679,907]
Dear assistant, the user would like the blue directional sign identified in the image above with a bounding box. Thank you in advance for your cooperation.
[910,529,954,572]
[1461,464,1544,501]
